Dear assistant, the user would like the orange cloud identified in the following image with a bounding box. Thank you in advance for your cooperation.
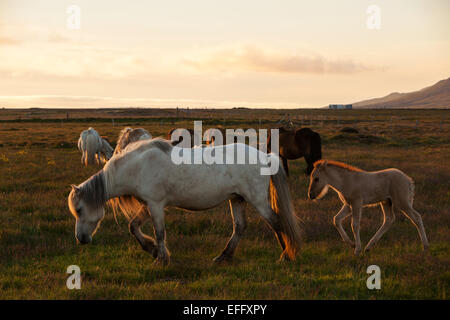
[183,46,374,74]
[0,36,20,46]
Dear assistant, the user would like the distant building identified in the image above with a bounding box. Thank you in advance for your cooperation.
[329,104,352,109]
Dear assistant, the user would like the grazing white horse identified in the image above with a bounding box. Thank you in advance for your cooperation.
[68,138,302,265]
[113,127,152,155]
[308,160,429,255]
[78,127,113,166]
[100,138,114,162]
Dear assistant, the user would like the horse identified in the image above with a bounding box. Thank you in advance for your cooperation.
[100,137,114,162]
[68,138,303,265]
[78,128,108,166]
[114,127,152,155]
[308,160,429,255]
[268,126,322,176]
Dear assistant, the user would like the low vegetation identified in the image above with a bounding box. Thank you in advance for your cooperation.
[0,108,448,299]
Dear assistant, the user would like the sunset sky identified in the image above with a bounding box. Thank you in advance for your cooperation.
[0,0,449,108]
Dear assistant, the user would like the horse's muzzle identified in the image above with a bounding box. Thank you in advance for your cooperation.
[76,235,92,245]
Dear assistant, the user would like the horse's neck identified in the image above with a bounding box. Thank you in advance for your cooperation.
[326,168,346,193]
[103,163,130,199]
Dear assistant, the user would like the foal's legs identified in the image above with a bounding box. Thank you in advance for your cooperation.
[398,205,429,251]
[147,203,170,265]
[129,207,158,258]
[350,201,363,256]
[213,196,247,263]
[333,205,354,246]
[364,201,395,252]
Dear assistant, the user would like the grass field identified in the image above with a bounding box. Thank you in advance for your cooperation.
[0,108,449,299]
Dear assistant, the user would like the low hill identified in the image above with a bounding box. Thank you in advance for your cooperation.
[353,77,450,109]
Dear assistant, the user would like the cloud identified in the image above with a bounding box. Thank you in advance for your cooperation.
[0,47,152,80]
[0,23,156,80]
[0,22,84,48]
[0,36,20,46]
[183,46,373,74]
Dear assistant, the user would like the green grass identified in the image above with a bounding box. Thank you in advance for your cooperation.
[0,108,449,299]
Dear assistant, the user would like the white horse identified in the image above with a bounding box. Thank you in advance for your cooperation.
[113,127,152,155]
[308,160,429,255]
[78,128,113,166]
[100,138,114,162]
[68,138,302,265]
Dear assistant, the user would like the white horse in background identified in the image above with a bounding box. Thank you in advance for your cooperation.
[308,160,429,255]
[78,127,113,166]
[113,127,152,155]
[68,138,303,265]
[100,138,114,162]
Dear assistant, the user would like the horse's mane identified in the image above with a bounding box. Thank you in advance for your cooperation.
[117,127,132,142]
[138,137,172,153]
[115,128,152,154]
[112,138,172,160]
[115,127,133,153]
[78,171,107,208]
[314,159,364,172]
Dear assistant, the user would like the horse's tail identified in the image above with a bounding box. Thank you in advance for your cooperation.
[269,157,303,260]
[84,133,99,166]
[78,136,85,165]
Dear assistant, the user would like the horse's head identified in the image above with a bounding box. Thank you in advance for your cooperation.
[101,138,114,159]
[68,185,105,244]
[308,160,329,200]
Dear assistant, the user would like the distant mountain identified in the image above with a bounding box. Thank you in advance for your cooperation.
[352,78,450,109]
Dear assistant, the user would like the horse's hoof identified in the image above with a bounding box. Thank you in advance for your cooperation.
[213,254,232,263]
[421,246,430,256]
[151,248,158,259]
[153,255,170,266]
[346,241,355,247]
[153,258,170,266]
[278,251,293,262]
[142,244,158,258]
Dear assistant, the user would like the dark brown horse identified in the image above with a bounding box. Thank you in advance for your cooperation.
[268,126,322,176]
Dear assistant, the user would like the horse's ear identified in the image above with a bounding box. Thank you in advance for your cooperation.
[71,184,80,192]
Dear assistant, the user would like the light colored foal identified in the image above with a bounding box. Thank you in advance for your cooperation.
[308,160,429,255]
